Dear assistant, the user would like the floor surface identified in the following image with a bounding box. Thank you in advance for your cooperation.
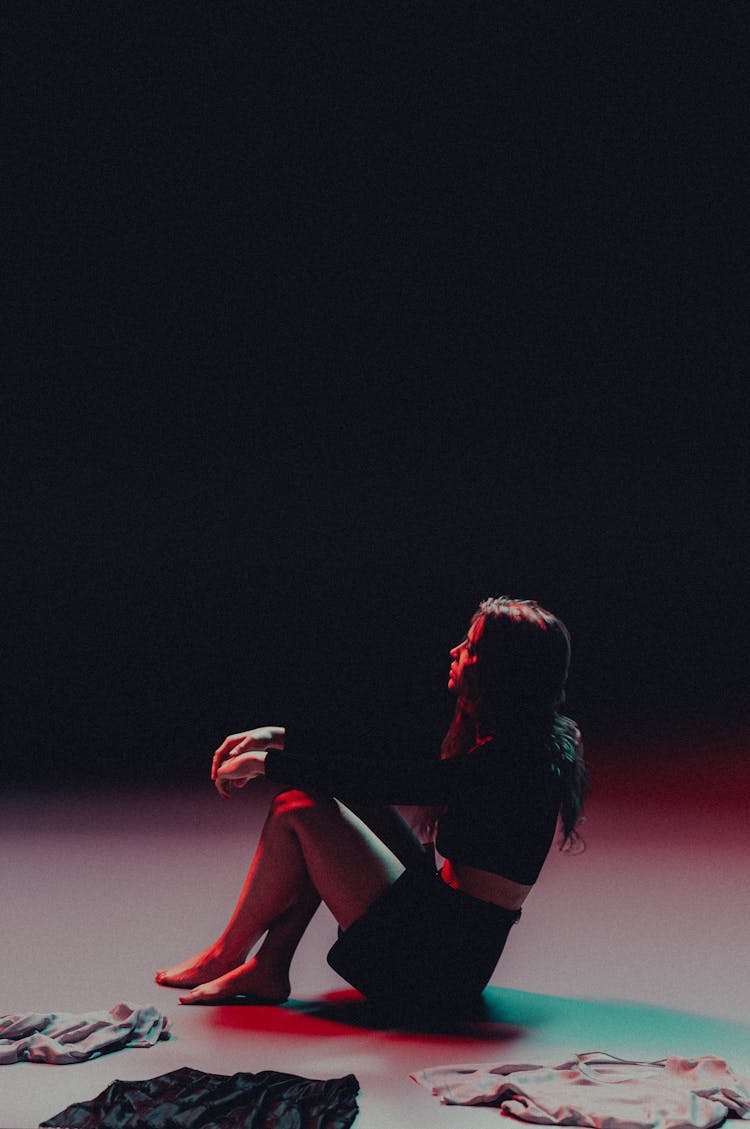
[3,725,749,1127]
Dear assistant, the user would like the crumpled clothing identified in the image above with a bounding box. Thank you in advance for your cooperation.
[0,1002,170,1065]
[411,1051,750,1129]
[39,1065,360,1128]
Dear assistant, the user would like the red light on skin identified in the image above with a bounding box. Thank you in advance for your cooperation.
[270,790,320,817]
[448,617,484,700]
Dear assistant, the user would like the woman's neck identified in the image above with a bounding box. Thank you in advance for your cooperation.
[441,699,492,760]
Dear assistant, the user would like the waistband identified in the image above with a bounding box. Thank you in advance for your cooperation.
[435,867,523,924]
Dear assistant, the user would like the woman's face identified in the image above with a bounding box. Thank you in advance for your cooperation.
[447,616,484,702]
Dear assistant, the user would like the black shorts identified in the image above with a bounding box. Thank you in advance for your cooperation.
[326,866,521,1019]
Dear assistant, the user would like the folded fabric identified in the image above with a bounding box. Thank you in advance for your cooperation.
[412,1051,750,1129]
[39,1064,360,1128]
[0,1002,170,1065]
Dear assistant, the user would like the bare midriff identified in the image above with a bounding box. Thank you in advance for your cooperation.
[441,858,532,910]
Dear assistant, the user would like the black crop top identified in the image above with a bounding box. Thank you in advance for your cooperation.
[264,732,564,886]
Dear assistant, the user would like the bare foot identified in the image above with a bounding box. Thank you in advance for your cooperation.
[155,943,245,988]
[178,956,291,1005]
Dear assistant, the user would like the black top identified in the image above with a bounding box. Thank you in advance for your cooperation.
[264,732,564,885]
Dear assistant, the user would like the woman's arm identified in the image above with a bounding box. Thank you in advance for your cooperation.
[211,723,452,804]
[207,718,454,808]
[263,743,450,805]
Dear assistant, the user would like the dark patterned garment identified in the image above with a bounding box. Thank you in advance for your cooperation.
[40,1065,360,1129]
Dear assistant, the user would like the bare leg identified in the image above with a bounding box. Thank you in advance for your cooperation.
[155,880,321,995]
[155,799,323,991]
[159,790,404,1004]
[193,806,427,999]
[156,804,424,990]
[240,880,323,1001]
[346,803,433,871]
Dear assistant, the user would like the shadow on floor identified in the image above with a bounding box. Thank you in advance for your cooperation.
[200,985,750,1059]
[199,987,527,1042]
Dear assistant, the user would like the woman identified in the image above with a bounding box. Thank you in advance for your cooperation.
[156,596,589,1019]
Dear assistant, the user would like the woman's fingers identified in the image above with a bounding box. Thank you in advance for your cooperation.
[215,775,245,799]
[211,732,248,780]
[215,777,231,799]
[216,751,256,780]
[213,753,259,798]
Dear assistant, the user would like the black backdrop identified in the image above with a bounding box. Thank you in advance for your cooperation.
[7,4,747,787]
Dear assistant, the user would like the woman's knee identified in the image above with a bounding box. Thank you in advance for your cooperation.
[269,788,335,821]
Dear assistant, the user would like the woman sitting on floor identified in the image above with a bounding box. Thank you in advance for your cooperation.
[156,596,589,1019]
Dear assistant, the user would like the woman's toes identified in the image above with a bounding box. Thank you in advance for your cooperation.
[156,970,181,986]
[179,983,214,1004]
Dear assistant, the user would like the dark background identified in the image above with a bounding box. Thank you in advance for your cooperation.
[6,4,747,788]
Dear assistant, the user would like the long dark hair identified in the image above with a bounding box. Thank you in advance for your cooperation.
[440,596,589,850]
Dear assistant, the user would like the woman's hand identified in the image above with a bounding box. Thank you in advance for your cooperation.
[215,749,267,796]
[211,727,284,798]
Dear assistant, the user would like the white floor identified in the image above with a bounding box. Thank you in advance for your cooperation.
[3,728,749,1128]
